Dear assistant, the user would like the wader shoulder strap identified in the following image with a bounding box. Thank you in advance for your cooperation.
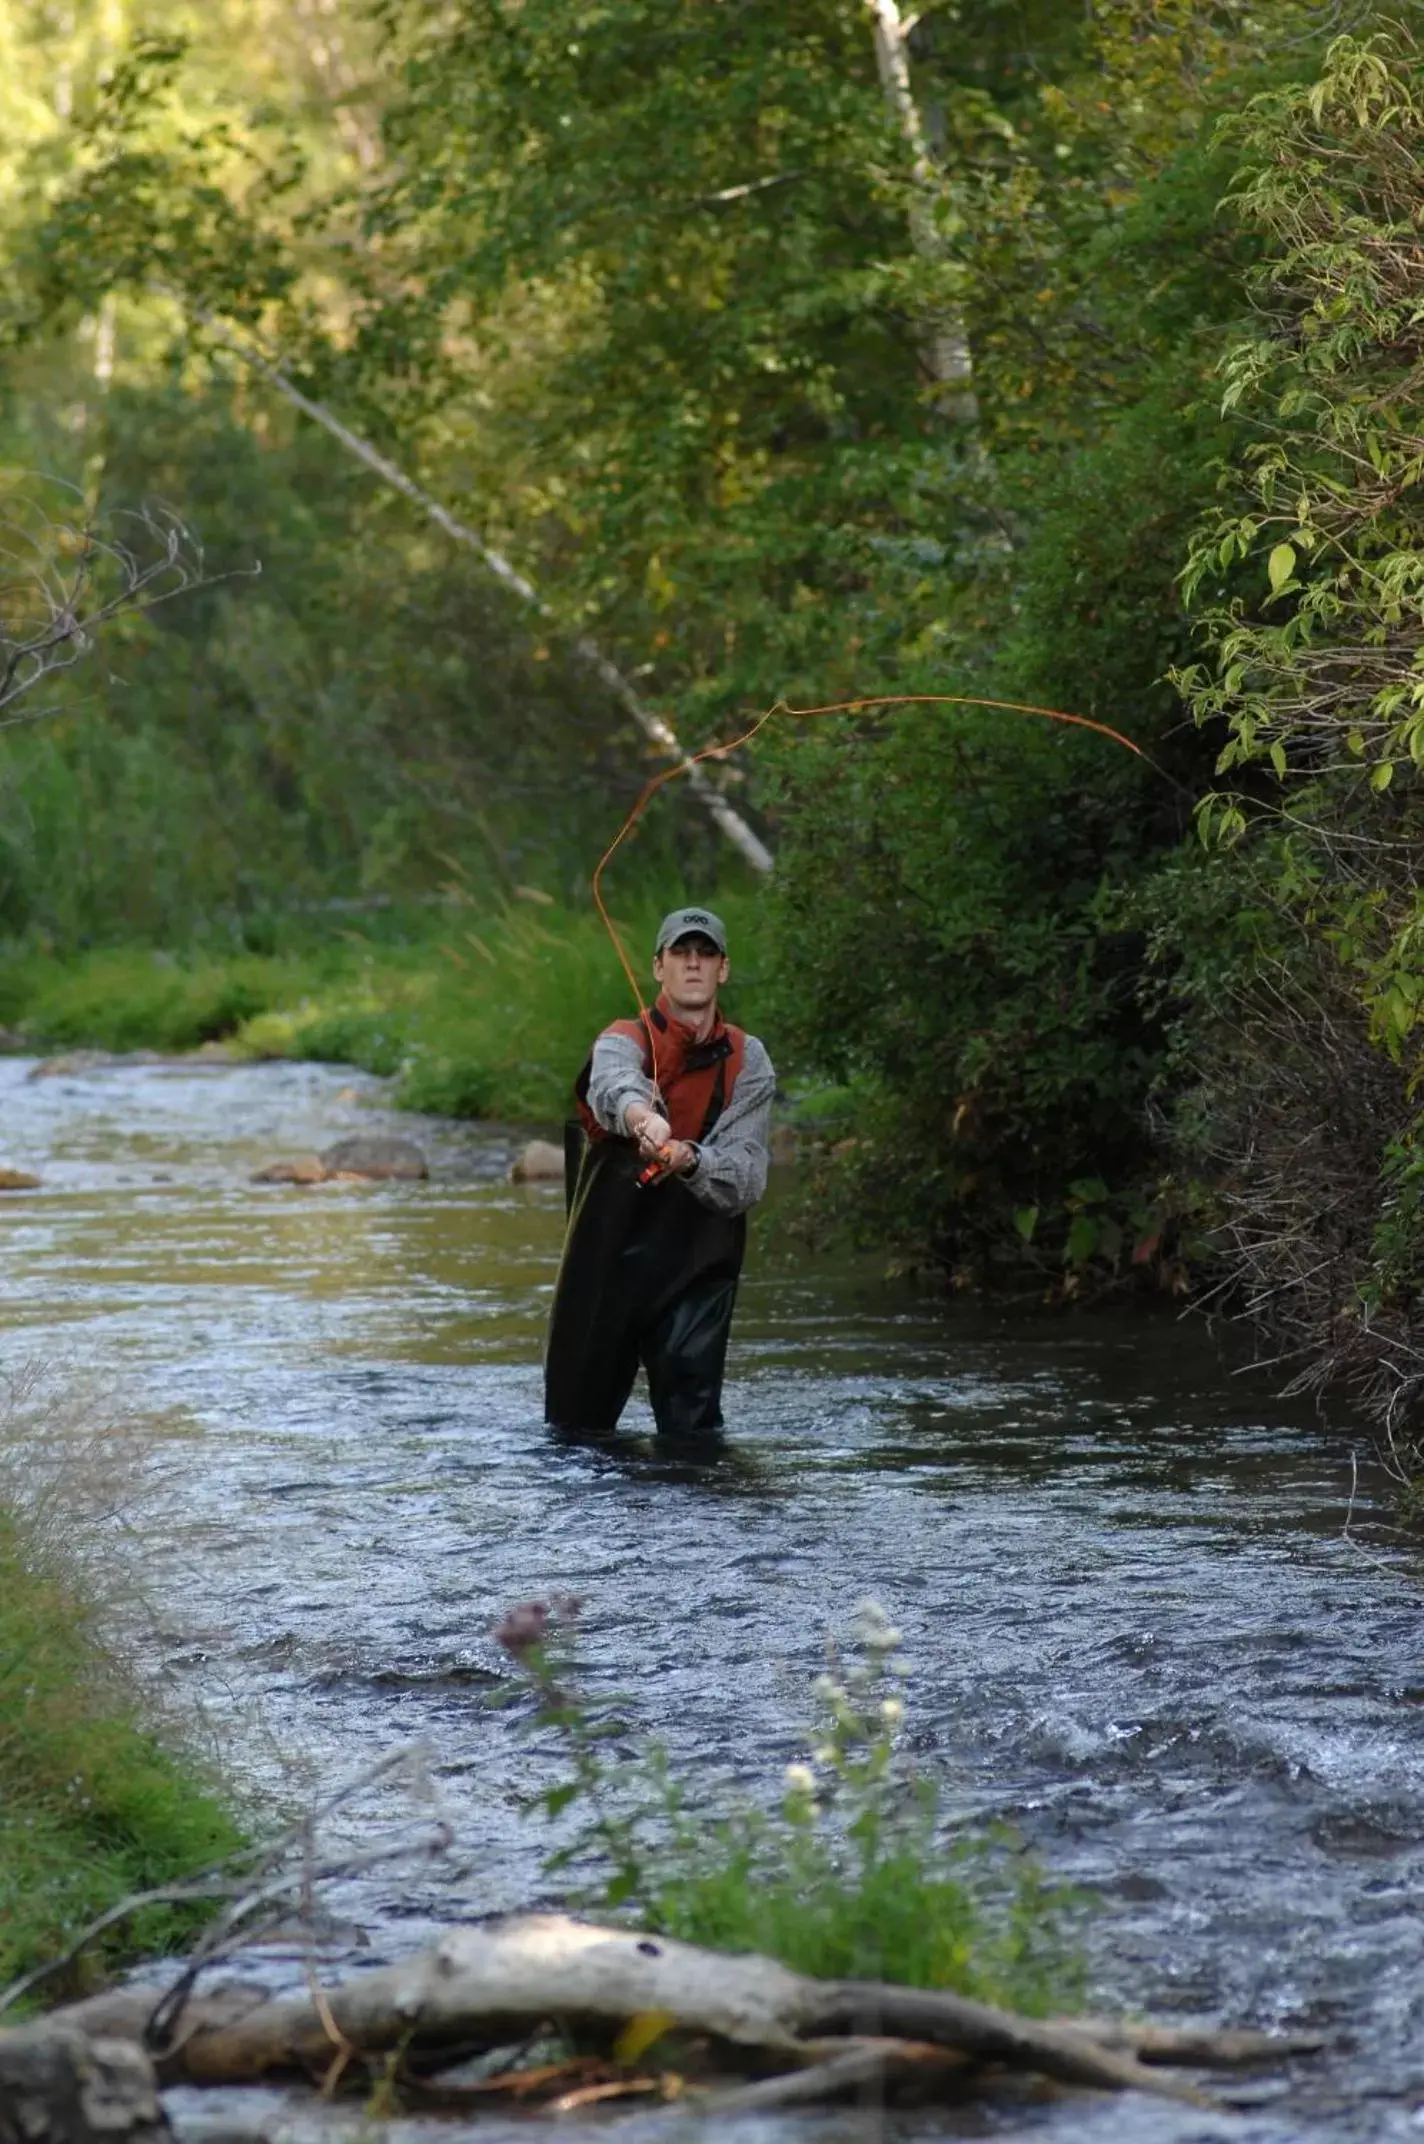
[694,1025,745,1141]
[698,1058,728,1140]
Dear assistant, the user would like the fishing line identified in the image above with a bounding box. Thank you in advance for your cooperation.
[592,690,1165,1095]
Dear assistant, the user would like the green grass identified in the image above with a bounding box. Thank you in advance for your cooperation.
[644,1826,1081,2014]
[0,1512,241,1992]
[0,893,774,1122]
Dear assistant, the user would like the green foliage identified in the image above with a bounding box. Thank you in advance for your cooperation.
[495,1597,1081,2011]
[761,157,1257,1279]
[0,366,694,948]
[0,948,279,1052]
[1142,26,1424,1428]
[1177,28,1424,1043]
[1,893,772,1122]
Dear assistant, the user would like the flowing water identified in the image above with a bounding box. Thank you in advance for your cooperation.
[2,1054,1421,2142]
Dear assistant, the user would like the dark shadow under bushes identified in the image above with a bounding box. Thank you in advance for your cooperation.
[1169,935,1424,1489]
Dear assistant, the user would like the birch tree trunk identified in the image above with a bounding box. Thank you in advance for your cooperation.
[182,303,775,876]
[865,0,977,422]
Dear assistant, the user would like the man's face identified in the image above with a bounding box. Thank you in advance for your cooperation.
[654,933,729,1007]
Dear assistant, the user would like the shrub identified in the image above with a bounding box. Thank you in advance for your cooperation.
[1161,28,1424,1438]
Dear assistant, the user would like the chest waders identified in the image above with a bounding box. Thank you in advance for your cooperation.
[544,1042,744,1439]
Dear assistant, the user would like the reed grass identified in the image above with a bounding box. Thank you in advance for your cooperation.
[0,1366,241,1992]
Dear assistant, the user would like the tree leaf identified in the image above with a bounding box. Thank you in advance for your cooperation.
[1267,541,1296,592]
[613,2012,678,2066]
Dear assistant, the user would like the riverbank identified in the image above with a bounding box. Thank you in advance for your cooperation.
[0,1373,241,1996]
[0,895,771,1126]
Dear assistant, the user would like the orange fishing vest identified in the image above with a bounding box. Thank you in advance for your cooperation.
[576,995,746,1145]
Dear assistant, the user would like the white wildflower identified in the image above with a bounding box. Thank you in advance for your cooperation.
[784,1763,816,1796]
[880,1697,904,1726]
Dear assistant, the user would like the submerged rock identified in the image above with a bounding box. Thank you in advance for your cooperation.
[318,1134,428,1181]
[0,1167,41,1190]
[252,1137,430,1185]
[252,1155,326,1185]
[27,1052,116,1080]
[510,1139,565,1183]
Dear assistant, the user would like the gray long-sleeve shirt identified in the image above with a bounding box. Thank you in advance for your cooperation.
[586,1026,776,1217]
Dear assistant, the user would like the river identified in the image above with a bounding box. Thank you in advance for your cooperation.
[1,1054,1420,2141]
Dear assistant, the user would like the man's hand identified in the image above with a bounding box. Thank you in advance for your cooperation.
[660,1139,698,1175]
[626,1102,672,1154]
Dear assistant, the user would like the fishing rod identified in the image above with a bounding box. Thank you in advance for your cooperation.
[594,690,1160,1158]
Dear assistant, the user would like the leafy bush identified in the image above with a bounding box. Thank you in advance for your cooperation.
[758,128,1257,1287]
[1155,29,1424,1436]
[0,949,292,1052]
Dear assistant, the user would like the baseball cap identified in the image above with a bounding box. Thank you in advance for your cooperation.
[654,905,728,956]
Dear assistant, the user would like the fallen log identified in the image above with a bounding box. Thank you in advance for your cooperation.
[45,1912,1319,2113]
[1069,2018,1328,2067]
[705,2036,970,2113]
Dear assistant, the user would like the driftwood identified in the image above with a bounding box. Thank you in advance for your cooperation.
[23,1912,1322,2120]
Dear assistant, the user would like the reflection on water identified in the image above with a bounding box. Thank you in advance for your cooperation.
[1,1055,1421,2142]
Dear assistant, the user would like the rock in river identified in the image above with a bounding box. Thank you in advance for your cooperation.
[509,1139,565,1183]
[0,1166,41,1190]
[27,1051,117,1080]
[252,1155,327,1185]
[318,1134,429,1181]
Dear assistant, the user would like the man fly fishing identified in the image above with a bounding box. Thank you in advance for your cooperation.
[544,906,775,1440]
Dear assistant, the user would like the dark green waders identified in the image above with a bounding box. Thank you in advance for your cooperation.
[544,1131,746,1439]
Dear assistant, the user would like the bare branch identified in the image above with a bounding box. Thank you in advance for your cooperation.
[0,480,236,722]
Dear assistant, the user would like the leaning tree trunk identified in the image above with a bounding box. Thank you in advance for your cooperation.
[177,300,775,877]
